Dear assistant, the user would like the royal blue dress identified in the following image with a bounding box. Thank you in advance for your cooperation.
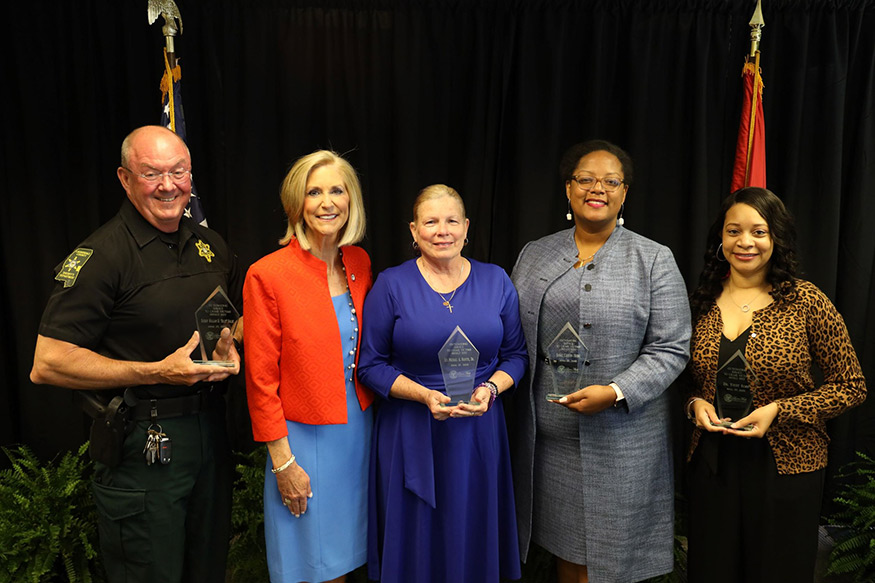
[358,259,527,583]
[263,291,372,582]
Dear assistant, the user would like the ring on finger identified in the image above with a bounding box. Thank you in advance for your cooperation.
[283,498,291,506]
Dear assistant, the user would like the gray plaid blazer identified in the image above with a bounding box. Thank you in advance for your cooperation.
[510,226,691,583]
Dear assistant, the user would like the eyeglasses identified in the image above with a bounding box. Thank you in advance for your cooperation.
[124,167,193,184]
[570,175,624,193]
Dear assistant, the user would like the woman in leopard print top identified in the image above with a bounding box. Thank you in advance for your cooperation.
[684,187,865,583]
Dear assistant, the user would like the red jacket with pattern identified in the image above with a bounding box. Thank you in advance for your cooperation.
[244,238,374,442]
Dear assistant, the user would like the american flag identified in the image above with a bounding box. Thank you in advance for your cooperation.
[160,48,208,226]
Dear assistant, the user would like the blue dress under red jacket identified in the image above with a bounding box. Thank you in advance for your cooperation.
[358,258,527,583]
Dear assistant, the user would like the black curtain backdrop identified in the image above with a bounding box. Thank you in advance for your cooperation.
[2,0,873,503]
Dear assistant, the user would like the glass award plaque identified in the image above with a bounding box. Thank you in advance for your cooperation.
[713,349,756,425]
[438,326,480,405]
[193,286,240,367]
[545,322,588,401]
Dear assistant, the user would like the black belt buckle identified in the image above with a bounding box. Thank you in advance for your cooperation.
[125,386,216,421]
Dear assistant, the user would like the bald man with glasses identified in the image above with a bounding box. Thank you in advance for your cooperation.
[31,125,242,583]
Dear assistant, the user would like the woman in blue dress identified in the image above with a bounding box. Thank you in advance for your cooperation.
[244,150,374,583]
[358,184,527,583]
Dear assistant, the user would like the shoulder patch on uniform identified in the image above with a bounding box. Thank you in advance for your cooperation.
[55,248,94,288]
[196,239,215,263]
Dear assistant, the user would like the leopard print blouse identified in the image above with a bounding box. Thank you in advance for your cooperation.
[686,279,866,474]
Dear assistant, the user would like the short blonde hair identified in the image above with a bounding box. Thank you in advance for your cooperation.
[412,184,466,223]
[278,150,366,249]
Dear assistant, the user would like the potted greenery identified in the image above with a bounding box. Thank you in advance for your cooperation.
[826,452,875,582]
[226,447,370,582]
[0,443,104,583]
[227,448,270,582]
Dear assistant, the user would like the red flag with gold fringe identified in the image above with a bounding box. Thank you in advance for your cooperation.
[731,52,767,191]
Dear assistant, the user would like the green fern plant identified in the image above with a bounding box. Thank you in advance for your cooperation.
[225,447,369,582]
[826,452,875,582]
[227,447,270,583]
[0,443,104,583]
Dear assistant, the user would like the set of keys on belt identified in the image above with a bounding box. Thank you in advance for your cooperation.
[144,424,171,465]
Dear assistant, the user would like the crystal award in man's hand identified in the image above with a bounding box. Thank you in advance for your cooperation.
[193,286,240,366]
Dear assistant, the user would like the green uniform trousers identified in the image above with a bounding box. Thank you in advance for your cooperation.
[91,405,231,583]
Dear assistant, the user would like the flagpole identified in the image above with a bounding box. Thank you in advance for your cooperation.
[744,0,765,185]
[148,0,183,67]
[730,0,768,191]
[147,0,208,226]
[161,16,179,68]
[748,0,764,57]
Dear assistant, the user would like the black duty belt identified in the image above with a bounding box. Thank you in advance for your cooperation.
[126,386,221,422]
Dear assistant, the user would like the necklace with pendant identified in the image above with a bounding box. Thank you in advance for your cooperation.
[728,286,768,313]
[421,259,464,314]
[572,231,606,269]
[573,252,596,269]
[437,288,457,313]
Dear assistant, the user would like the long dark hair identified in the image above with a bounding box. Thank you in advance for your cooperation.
[689,187,798,321]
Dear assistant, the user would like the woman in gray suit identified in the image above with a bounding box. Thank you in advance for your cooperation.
[511,140,691,583]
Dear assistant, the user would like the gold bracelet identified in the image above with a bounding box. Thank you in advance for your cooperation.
[271,454,296,474]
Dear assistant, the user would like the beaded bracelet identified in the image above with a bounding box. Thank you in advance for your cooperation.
[271,454,296,474]
[476,381,499,410]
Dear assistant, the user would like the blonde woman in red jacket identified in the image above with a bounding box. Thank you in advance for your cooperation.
[244,150,374,583]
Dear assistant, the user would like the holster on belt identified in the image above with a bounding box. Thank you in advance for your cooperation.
[76,391,131,468]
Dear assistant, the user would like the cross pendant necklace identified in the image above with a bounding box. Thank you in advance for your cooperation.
[438,290,457,313]
[421,258,463,314]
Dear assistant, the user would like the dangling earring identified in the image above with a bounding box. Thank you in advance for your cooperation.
[616,204,625,227]
[716,243,727,262]
[566,200,572,221]
[412,241,419,251]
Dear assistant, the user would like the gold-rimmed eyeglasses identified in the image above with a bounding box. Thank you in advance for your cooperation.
[123,167,193,184]
[570,175,624,193]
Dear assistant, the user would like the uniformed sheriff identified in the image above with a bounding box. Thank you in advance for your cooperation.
[31,125,242,583]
